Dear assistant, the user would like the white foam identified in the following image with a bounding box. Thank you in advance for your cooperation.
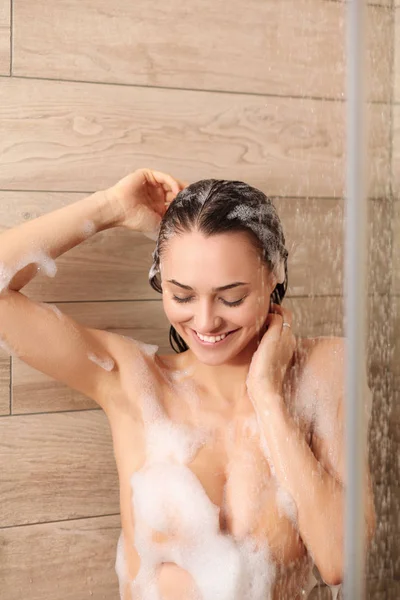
[87,352,115,372]
[275,486,298,527]
[0,251,57,294]
[115,350,328,599]
[82,219,96,237]
[115,532,130,600]
[132,339,159,357]
[30,250,57,278]
[0,335,15,356]
[0,263,13,294]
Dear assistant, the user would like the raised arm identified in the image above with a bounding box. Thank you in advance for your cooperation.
[0,168,186,409]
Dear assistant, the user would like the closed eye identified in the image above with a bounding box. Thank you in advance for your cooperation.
[172,296,247,307]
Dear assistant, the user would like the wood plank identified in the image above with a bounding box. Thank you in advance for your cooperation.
[0,78,391,198]
[0,410,119,527]
[0,349,10,414]
[391,295,400,391]
[392,199,400,295]
[10,294,388,415]
[366,482,399,582]
[0,494,392,600]
[11,1,391,102]
[0,193,391,302]
[394,107,400,199]
[0,515,395,600]
[0,514,121,600]
[0,0,10,75]
[395,8,400,103]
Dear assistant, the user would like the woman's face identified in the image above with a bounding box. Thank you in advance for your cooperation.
[160,230,276,365]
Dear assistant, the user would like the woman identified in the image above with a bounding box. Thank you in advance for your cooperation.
[0,168,376,599]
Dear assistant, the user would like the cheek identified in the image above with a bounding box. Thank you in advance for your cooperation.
[162,298,190,324]
[240,302,269,328]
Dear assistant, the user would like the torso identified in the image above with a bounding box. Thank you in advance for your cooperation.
[105,336,323,600]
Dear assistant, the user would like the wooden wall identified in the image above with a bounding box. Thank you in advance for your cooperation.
[389,0,400,596]
[0,1,397,598]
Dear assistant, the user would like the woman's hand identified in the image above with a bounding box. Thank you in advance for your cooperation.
[246,303,297,402]
[104,168,188,234]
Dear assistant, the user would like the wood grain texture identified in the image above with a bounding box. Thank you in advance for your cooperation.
[0,488,390,600]
[393,202,400,294]
[0,192,391,302]
[393,106,400,198]
[0,410,119,527]
[11,1,391,102]
[0,78,391,198]
[0,514,121,600]
[8,293,388,415]
[395,7,400,102]
[391,294,399,391]
[0,0,10,75]
[0,350,10,414]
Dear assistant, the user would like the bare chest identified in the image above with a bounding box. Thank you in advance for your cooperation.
[111,369,313,577]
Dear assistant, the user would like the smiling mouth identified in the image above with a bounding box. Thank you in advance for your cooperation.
[190,328,240,345]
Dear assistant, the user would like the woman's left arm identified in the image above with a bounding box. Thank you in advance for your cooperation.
[248,334,376,587]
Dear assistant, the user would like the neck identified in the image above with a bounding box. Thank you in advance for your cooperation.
[183,336,260,407]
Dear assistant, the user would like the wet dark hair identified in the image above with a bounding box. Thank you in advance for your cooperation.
[149,179,289,353]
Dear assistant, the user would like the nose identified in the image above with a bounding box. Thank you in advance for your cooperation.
[193,300,222,334]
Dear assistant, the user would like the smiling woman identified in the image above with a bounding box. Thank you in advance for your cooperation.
[0,169,375,600]
[149,179,288,355]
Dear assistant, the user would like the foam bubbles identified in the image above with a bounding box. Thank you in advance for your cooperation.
[115,532,130,600]
[0,263,12,294]
[0,251,57,294]
[87,352,115,372]
[31,250,57,278]
[82,219,96,237]
[275,486,298,527]
[114,350,327,599]
[0,335,15,356]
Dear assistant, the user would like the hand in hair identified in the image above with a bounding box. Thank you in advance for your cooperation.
[103,168,188,233]
[246,302,296,402]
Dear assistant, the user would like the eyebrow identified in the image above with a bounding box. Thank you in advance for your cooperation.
[166,279,249,292]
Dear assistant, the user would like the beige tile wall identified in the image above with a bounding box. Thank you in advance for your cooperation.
[390,1,400,589]
[0,78,391,198]
[0,1,395,599]
[11,1,392,102]
[0,0,10,75]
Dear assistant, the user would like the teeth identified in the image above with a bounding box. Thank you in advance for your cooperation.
[196,331,227,343]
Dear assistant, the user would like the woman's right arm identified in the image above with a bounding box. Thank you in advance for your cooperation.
[0,169,185,410]
[0,190,129,410]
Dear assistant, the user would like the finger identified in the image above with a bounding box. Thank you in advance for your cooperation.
[270,304,293,331]
[264,313,283,340]
[151,170,181,196]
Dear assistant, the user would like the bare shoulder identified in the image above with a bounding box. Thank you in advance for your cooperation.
[289,336,345,426]
[295,335,345,390]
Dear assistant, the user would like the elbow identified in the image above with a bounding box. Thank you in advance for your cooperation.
[322,571,343,587]
[318,506,376,588]
[319,564,344,587]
